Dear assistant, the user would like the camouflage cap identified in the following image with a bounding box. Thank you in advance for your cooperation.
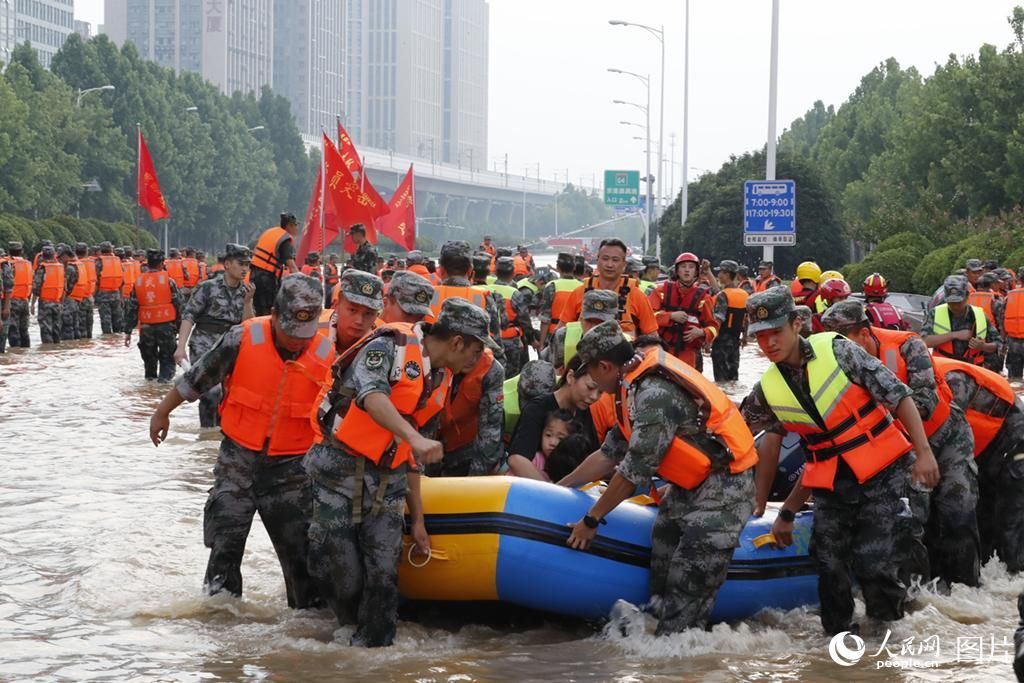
[440,240,472,260]
[943,275,969,303]
[436,297,500,351]
[793,304,813,336]
[977,272,998,288]
[387,270,434,316]
[820,300,867,331]
[717,259,739,274]
[307,251,321,262]
[121,245,134,253]
[738,264,751,276]
[113,247,125,257]
[965,258,984,272]
[746,286,794,333]
[495,256,515,275]
[642,255,661,268]
[984,259,1000,270]
[575,320,633,366]
[274,274,323,339]
[134,249,146,258]
[758,260,774,269]
[100,241,113,250]
[581,289,619,322]
[40,244,55,256]
[75,242,88,253]
[496,247,514,258]
[146,248,164,261]
[8,241,22,250]
[995,267,1013,281]
[556,252,575,270]
[518,360,556,402]
[57,244,74,257]
[407,250,425,264]
[224,243,251,262]
[349,223,366,234]
[471,251,492,273]
[168,248,180,257]
[339,269,384,311]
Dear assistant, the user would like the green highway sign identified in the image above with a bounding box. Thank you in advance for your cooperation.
[604,170,640,206]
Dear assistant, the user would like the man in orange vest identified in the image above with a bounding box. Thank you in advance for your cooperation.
[250,213,300,316]
[754,260,783,292]
[4,241,31,348]
[305,297,496,646]
[741,287,939,635]
[164,248,189,291]
[1005,282,1024,379]
[94,242,125,334]
[562,321,758,634]
[322,253,340,307]
[710,260,749,381]
[480,235,496,260]
[72,242,97,339]
[124,249,182,381]
[149,275,333,607]
[923,275,1000,366]
[513,244,535,278]
[56,244,82,340]
[31,244,69,344]
[969,272,1006,374]
[822,301,981,588]
[538,252,579,346]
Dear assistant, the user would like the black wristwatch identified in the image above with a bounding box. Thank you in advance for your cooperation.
[778,508,796,523]
[583,514,605,529]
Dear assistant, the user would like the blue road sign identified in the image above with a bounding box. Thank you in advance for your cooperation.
[743,179,796,246]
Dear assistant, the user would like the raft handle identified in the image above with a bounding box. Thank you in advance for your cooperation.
[752,533,778,549]
[407,544,450,567]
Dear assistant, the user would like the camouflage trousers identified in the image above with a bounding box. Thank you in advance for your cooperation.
[7,298,30,347]
[811,456,913,635]
[138,322,177,381]
[61,298,80,340]
[77,297,94,338]
[203,438,319,608]
[95,291,123,334]
[984,342,1006,375]
[710,333,742,382]
[1016,593,1024,680]
[38,301,62,343]
[189,330,223,428]
[1006,337,1024,379]
[304,443,408,647]
[976,428,1024,573]
[500,337,525,379]
[0,309,6,352]
[649,468,754,634]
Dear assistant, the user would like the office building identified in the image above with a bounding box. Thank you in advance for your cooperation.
[73,18,90,39]
[0,0,16,64]
[13,0,74,68]
[273,0,344,136]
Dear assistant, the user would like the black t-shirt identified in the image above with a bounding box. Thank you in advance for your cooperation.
[277,235,295,265]
[508,393,597,459]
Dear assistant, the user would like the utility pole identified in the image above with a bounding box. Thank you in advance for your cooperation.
[763,0,780,265]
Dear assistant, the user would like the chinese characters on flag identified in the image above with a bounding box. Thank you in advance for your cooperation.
[137,130,169,221]
[376,165,416,251]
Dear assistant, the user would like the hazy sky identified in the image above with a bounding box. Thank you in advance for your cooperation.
[75,1,1018,195]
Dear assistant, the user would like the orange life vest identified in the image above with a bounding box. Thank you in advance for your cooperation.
[38,261,65,303]
[219,317,335,456]
[871,328,951,438]
[617,347,758,490]
[98,255,124,292]
[425,284,490,323]
[1004,289,1024,338]
[135,271,176,324]
[182,257,200,287]
[165,258,186,288]
[9,257,31,299]
[251,227,291,276]
[547,277,580,334]
[69,259,94,302]
[121,260,140,297]
[716,287,749,334]
[967,291,996,321]
[198,261,208,281]
[300,264,323,280]
[931,356,1017,457]
[513,255,532,277]
[440,349,495,452]
[324,262,339,286]
[755,275,782,292]
[210,263,225,275]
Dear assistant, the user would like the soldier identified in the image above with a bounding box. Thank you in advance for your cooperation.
[380,271,434,325]
[323,253,340,307]
[348,223,378,274]
[710,260,748,382]
[544,289,619,374]
[182,247,201,299]
[251,213,300,316]
[822,301,980,588]
[1005,281,1024,379]
[196,250,208,282]
[538,253,580,346]
[0,248,11,353]
[301,251,323,282]
[57,245,81,340]
[121,249,142,317]
[124,250,182,381]
[149,275,333,607]
[174,244,255,427]
[75,242,98,338]
[737,265,755,295]
[754,260,783,292]
[5,242,31,348]
[742,287,940,635]
[164,247,189,291]
[325,269,387,355]
[563,321,758,634]
[95,242,125,334]
[513,244,535,277]
[31,245,66,344]
[486,255,537,378]
[922,275,1000,366]
[305,298,495,646]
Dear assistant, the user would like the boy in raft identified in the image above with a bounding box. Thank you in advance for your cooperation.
[564,321,758,634]
[741,287,940,635]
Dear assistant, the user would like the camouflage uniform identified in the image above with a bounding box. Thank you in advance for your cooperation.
[351,239,378,274]
[74,249,96,339]
[710,268,744,382]
[428,354,506,476]
[538,273,579,331]
[60,260,80,340]
[579,322,754,634]
[1007,338,1024,379]
[490,257,537,377]
[32,255,65,344]
[542,289,619,371]
[0,257,11,353]
[94,252,124,334]
[124,264,181,381]
[441,274,506,366]
[921,276,1003,366]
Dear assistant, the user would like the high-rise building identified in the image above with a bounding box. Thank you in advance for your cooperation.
[273,0,344,136]
[345,0,488,167]
[104,0,274,96]
[0,0,16,64]
[12,0,74,68]
[73,18,90,39]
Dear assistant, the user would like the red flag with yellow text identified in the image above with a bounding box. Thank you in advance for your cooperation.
[376,165,416,251]
[137,130,169,221]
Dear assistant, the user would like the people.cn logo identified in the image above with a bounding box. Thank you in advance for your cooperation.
[828,631,866,667]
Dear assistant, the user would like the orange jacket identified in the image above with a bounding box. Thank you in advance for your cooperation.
[251,227,291,275]
[69,259,94,302]
[425,284,490,323]
[715,287,749,335]
[967,291,996,321]
[98,255,124,292]
[136,271,176,324]
[165,258,187,288]
[755,275,782,292]
[182,257,200,287]
[1005,289,1024,338]
[38,261,65,302]
[617,346,757,489]
[871,327,951,438]
[121,260,140,297]
[931,356,1016,456]
[220,317,335,455]
[440,349,494,452]
[562,276,658,336]
[9,257,31,299]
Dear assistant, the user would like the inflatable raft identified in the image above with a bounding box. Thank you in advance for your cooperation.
[399,476,817,622]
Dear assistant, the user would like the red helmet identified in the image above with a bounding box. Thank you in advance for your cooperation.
[819,278,852,303]
[674,252,699,267]
[863,272,888,298]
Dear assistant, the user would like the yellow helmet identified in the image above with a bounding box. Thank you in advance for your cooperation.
[820,269,844,282]
[796,261,822,283]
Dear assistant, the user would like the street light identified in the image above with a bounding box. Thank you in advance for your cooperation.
[76,85,114,107]
[614,96,652,243]
[247,125,265,133]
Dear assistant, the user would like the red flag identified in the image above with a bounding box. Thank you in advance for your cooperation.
[337,117,364,178]
[295,167,327,264]
[377,165,416,251]
[137,130,169,221]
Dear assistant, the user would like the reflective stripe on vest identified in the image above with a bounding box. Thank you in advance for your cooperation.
[933,304,988,364]
[517,278,539,295]
[865,301,906,330]
[487,282,521,338]
[502,374,521,439]
[428,285,488,323]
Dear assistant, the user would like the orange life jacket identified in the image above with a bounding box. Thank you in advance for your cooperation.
[547,277,580,334]
[165,258,187,288]
[135,271,176,324]
[716,287,749,335]
[324,262,339,286]
[300,264,323,280]
[9,257,31,299]
[425,284,490,323]
[210,263,225,275]
[931,356,1017,457]
[98,255,123,292]
[1004,289,1024,338]
[617,346,758,490]
[251,227,291,276]
[69,259,94,302]
[38,261,65,303]
[967,291,996,322]
[871,327,951,438]
[513,255,531,277]
[198,261,208,281]
[121,260,140,297]
[182,257,200,287]
[219,317,335,456]
[755,275,782,292]
[440,349,495,452]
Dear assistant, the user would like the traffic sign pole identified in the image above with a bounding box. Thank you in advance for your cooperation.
[763,0,780,265]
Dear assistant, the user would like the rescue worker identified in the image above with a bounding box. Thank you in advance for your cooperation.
[301,251,323,282]
[0,249,10,353]
[305,298,496,647]
[95,242,124,334]
[822,301,980,588]
[487,255,537,378]
[182,247,201,299]
[544,289,619,374]
[559,238,659,337]
[639,256,662,294]
[573,254,586,280]
[196,250,208,282]
[755,260,783,292]
[922,275,1000,366]
[480,235,497,261]
[790,261,822,308]
[1005,281,1024,379]
[405,250,437,285]
[5,241,32,347]
[563,321,758,634]
[174,244,256,428]
[742,287,940,635]
[513,244,535,277]
[58,245,81,340]
[970,273,1006,374]
[737,264,756,295]
[149,275,332,607]
[209,254,226,278]
[812,278,852,333]
[380,271,434,325]
[349,223,378,274]
[710,260,748,381]
[164,248,189,291]
[648,251,718,370]
[124,249,182,382]
[538,252,580,346]
[323,253,340,307]
[862,273,910,331]
[251,213,300,316]
[326,269,387,355]
[121,248,141,318]
[31,244,67,344]
[964,258,984,292]
[73,242,97,339]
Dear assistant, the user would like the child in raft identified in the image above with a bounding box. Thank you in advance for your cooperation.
[526,410,592,482]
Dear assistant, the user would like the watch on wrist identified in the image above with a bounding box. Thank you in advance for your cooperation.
[583,514,604,529]
[778,508,796,523]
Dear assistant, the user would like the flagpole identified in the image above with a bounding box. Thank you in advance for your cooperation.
[135,123,141,235]
[410,163,416,250]
[320,130,326,255]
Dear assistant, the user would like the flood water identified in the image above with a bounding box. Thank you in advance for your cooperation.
[1,302,1021,681]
